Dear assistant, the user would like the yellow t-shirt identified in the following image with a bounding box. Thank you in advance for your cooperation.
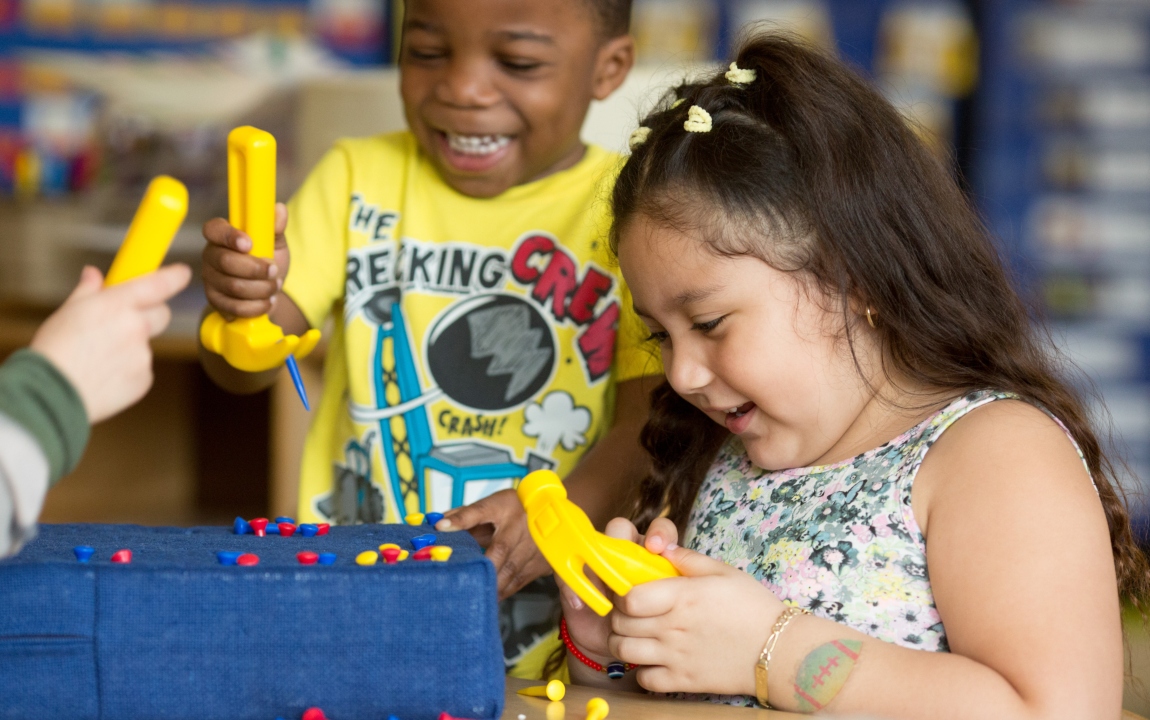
[284,131,658,524]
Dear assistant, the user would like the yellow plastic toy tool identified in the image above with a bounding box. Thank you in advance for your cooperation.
[199,126,320,372]
[517,469,679,617]
[104,175,188,287]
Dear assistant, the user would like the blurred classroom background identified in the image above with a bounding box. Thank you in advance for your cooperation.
[1,0,1149,711]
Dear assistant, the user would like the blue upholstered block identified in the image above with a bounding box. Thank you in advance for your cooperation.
[0,524,504,720]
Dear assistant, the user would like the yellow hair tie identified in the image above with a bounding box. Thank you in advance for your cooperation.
[683,105,712,133]
[628,126,652,150]
[670,98,685,109]
[725,62,757,86]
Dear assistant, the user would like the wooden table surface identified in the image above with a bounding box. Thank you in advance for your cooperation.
[503,678,800,720]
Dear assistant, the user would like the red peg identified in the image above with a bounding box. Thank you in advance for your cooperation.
[302,708,326,720]
[316,523,330,536]
[297,551,319,565]
[413,547,432,561]
[381,547,401,564]
[278,522,297,537]
[249,518,268,537]
[111,549,132,563]
[236,553,259,566]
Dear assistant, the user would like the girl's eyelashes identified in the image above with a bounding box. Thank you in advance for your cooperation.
[644,329,670,344]
[692,316,726,334]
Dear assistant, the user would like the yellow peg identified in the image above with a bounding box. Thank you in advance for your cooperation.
[105,175,188,287]
[517,470,679,617]
[517,679,566,701]
[199,126,321,372]
[585,697,609,720]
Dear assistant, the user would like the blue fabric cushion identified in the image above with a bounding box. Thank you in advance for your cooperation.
[0,524,503,720]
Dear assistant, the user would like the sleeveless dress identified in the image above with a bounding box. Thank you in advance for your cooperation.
[679,389,1089,706]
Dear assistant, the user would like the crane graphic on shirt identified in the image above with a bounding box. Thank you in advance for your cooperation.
[322,229,621,523]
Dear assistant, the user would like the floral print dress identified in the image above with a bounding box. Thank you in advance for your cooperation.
[679,390,1087,705]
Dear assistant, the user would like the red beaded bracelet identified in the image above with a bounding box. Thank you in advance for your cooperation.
[559,617,637,678]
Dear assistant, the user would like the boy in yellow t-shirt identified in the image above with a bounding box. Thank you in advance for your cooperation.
[199,0,658,668]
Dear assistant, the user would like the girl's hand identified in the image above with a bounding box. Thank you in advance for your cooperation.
[560,517,682,685]
[609,544,788,696]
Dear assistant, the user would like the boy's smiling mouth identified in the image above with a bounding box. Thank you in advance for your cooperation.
[436,131,515,174]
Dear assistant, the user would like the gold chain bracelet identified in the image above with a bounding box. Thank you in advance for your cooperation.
[754,606,810,708]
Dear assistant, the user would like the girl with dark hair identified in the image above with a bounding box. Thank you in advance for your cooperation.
[557,33,1147,716]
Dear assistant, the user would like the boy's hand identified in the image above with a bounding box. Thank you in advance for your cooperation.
[202,202,290,318]
[438,489,552,599]
[31,264,192,423]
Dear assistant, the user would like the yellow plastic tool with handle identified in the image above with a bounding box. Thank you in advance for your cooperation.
[199,126,320,372]
[517,469,679,617]
[104,175,188,287]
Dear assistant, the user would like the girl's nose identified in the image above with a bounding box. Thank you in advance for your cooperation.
[663,344,713,396]
[437,57,500,109]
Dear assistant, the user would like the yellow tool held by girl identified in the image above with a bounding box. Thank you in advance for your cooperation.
[517,469,679,616]
[199,126,320,373]
[105,175,188,287]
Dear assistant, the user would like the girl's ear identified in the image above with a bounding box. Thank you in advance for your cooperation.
[592,34,635,101]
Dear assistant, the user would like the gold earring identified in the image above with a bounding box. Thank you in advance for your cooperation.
[865,306,877,329]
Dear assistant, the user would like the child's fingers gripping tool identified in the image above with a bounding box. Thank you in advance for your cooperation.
[199,126,320,405]
[104,175,188,287]
[517,469,679,617]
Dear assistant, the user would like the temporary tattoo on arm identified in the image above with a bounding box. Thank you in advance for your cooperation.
[792,639,862,712]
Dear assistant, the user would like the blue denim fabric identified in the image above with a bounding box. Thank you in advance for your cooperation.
[0,524,503,720]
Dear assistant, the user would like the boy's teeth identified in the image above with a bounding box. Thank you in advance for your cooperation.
[446,133,511,156]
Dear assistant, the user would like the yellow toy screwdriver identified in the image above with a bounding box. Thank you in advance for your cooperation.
[199,126,320,408]
[517,469,679,617]
[104,175,188,287]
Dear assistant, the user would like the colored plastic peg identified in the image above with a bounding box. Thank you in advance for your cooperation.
[286,355,310,411]
[111,549,132,564]
[199,127,321,373]
[517,469,679,617]
[217,551,241,565]
[405,512,425,526]
[381,547,401,564]
[356,550,378,566]
[425,512,444,527]
[234,517,252,535]
[249,518,269,537]
[412,547,432,561]
[379,543,400,552]
[278,522,297,537]
[299,523,318,537]
[73,545,95,562]
[316,523,330,536]
[410,533,437,551]
[297,551,319,565]
[429,546,453,562]
[104,175,188,287]
[318,552,337,565]
[274,516,295,524]
[266,522,281,535]
[301,707,326,720]
[236,553,260,566]
[517,679,566,702]
[439,713,480,720]
[586,697,609,720]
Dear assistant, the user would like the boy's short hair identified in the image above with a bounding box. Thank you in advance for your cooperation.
[585,0,632,38]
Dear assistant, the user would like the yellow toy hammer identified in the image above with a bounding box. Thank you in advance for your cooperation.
[517,469,679,616]
[199,126,320,375]
[104,175,187,287]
